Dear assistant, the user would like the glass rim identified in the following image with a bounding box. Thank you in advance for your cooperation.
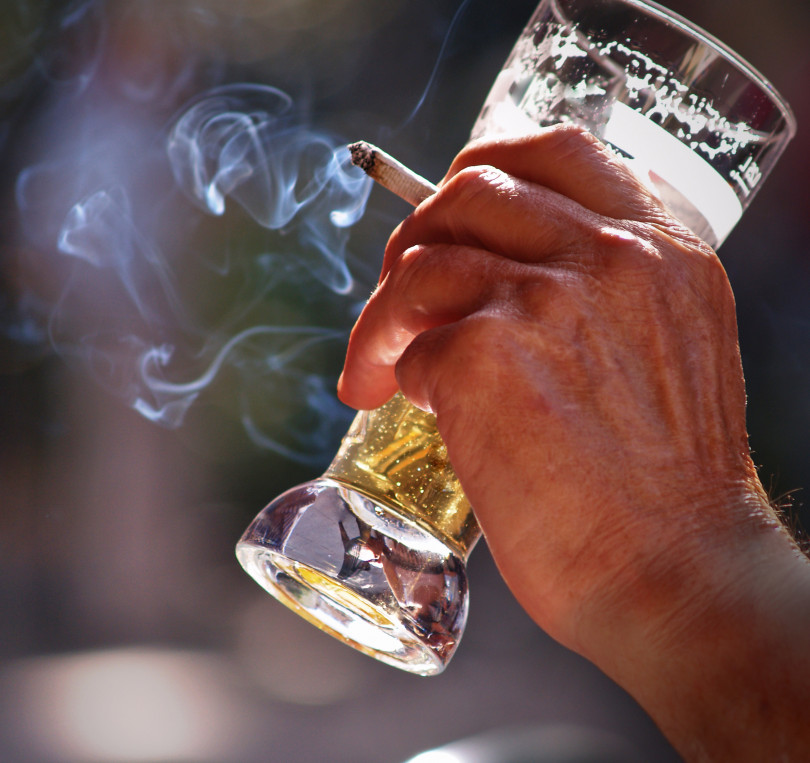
[553,0,797,139]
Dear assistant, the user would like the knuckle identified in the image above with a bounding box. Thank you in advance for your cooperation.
[444,165,516,205]
[384,245,433,329]
[397,313,514,411]
[591,224,664,270]
[386,244,440,299]
[598,224,650,254]
[511,270,558,315]
[401,312,506,374]
[441,312,513,367]
[387,244,424,287]
[513,268,588,327]
[542,122,603,156]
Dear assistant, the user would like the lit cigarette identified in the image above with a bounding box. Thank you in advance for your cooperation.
[348,141,438,207]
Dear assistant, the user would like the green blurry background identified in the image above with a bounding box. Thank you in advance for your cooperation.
[1,1,808,761]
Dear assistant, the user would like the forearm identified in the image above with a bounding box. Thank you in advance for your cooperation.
[474,468,810,761]
[590,494,810,762]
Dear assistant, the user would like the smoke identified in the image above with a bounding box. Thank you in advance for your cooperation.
[395,0,474,132]
[4,3,375,464]
[167,84,369,294]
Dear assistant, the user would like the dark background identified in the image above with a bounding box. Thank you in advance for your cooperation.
[1,1,808,761]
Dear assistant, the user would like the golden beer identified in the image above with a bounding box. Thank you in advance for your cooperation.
[325,394,480,557]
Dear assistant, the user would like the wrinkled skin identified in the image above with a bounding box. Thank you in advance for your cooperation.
[339,126,810,762]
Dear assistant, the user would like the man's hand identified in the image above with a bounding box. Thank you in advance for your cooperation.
[338,126,810,761]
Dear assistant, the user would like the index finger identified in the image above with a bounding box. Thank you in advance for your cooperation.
[444,124,668,223]
[378,125,671,283]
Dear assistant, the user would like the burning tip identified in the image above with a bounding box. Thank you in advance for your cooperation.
[348,141,376,173]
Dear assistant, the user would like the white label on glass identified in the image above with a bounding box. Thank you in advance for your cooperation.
[603,103,743,243]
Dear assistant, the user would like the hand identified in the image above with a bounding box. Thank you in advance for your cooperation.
[340,123,760,635]
[339,125,810,760]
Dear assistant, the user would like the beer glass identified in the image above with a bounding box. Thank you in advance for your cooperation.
[236,0,796,675]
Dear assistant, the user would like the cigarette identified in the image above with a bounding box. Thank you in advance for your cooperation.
[348,141,438,207]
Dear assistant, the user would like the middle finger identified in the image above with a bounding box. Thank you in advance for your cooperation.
[339,242,558,410]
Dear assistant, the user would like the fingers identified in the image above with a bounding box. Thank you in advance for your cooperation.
[380,163,610,281]
[339,124,677,412]
[391,311,531,416]
[444,124,667,222]
[338,243,531,410]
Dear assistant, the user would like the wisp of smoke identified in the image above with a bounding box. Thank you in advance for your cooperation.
[168,84,371,294]
[9,32,373,464]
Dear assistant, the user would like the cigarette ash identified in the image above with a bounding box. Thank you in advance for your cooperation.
[348,142,377,174]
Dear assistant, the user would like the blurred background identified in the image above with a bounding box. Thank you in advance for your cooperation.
[0,1,808,761]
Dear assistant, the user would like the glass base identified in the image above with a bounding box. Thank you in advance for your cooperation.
[235,478,469,676]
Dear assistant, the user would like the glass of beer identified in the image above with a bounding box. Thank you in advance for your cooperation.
[236,0,796,675]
